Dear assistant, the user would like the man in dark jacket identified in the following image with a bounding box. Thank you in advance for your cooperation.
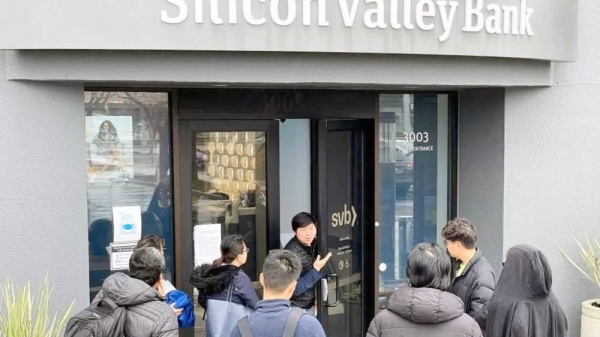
[92,247,178,337]
[283,212,331,313]
[442,218,496,334]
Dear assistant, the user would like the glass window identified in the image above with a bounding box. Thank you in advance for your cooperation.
[86,92,172,302]
[378,94,450,299]
[190,131,267,334]
[191,131,267,281]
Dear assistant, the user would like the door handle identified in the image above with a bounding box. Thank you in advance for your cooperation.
[324,273,340,307]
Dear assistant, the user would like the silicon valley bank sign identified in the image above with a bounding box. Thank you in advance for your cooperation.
[0,0,578,61]
[161,0,534,43]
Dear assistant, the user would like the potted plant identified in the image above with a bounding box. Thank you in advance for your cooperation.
[559,235,600,337]
[0,275,74,337]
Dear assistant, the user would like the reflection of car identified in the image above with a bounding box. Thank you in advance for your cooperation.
[395,145,413,197]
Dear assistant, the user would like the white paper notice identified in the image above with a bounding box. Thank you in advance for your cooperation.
[193,224,222,267]
[110,241,137,271]
[112,206,142,243]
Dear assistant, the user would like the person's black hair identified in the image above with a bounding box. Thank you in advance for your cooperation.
[136,235,166,252]
[213,234,245,267]
[129,247,165,286]
[98,120,118,139]
[441,217,478,249]
[262,249,302,292]
[291,212,317,232]
[406,243,452,292]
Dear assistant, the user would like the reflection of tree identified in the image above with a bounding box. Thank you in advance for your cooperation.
[85,91,171,180]
[117,92,166,143]
[85,92,115,114]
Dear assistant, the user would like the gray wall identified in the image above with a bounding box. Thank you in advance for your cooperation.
[458,88,505,273]
[279,119,311,247]
[5,50,552,88]
[504,0,600,335]
[0,50,90,315]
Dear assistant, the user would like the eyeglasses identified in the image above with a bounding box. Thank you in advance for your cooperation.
[244,248,250,254]
[443,240,448,246]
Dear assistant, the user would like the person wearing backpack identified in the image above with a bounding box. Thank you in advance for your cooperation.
[65,247,178,337]
[137,234,195,328]
[230,249,326,337]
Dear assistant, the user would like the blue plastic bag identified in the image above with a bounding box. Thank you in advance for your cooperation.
[165,289,196,328]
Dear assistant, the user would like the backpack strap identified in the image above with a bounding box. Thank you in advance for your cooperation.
[237,316,253,337]
[283,309,306,337]
[100,297,118,310]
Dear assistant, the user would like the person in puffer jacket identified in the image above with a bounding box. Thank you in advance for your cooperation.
[442,218,496,335]
[367,243,482,337]
[92,247,178,337]
[189,234,260,311]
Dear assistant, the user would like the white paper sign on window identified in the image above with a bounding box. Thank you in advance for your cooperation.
[109,241,137,271]
[193,224,222,267]
[112,206,143,243]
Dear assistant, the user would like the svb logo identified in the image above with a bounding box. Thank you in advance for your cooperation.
[331,204,357,228]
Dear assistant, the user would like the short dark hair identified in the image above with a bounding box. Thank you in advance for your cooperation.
[441,217,478,249]
[136,235,165,251]
[406,243,452,291]
[262,249,302,292]
[291,212,317,232]
[129,247,165,286]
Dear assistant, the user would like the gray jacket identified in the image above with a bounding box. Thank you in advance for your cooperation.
[92,273,178,337]
[367,286,482,337]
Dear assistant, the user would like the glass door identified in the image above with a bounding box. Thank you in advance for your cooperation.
[314,120,376,337]
[177,120,280,337]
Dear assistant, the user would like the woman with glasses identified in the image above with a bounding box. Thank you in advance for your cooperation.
[190,234,259,337]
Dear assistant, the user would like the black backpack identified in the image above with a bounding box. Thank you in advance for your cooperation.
[63,297,126,337]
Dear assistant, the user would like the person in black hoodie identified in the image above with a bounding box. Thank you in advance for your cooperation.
[283,212,332,313]
[442,218,496,334]
[367,243,482,337]
[484,244,568,336]
[190,234,260,315]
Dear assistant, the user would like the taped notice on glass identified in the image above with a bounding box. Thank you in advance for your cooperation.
[112,206,142,243]
[194,224,222,267]
[110,241,137,271]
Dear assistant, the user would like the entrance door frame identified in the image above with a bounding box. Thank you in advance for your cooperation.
[312,119,376,336]
[172,89,379,336]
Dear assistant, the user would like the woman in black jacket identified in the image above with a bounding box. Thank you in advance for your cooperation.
[190,234,260,332]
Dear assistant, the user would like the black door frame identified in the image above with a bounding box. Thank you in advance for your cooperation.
[177,119,280,336]
[312,119,376,337]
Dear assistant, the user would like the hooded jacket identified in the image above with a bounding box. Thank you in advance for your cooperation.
[451,248,496,332]
[484,244,568,337]
[367,286,482,337]
[189,264,259,310]
[92,273,178,337]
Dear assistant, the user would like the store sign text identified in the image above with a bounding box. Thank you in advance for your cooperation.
[161,0,534,42]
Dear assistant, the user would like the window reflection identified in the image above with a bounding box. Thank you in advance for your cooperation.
[378,94,450,300]
[191,131,267,335]
[85,92,172,302]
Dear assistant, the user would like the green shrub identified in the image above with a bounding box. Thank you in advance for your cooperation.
[0,275,74,337]
[559,235,600,302]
